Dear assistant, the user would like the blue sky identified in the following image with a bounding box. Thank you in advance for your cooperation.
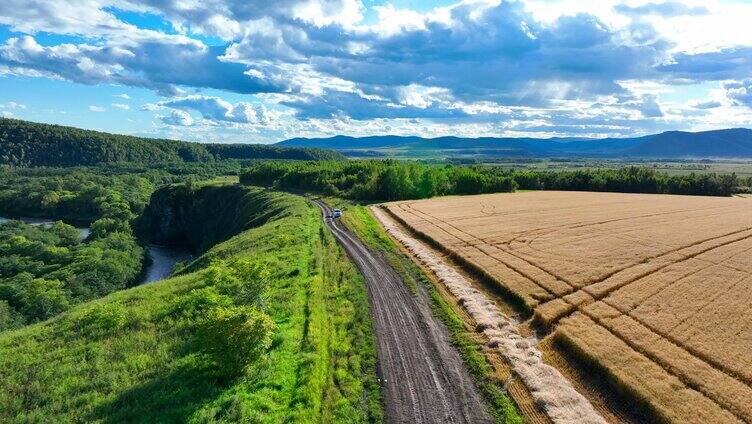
[0,0,750,143]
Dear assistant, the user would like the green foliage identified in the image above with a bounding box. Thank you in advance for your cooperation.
[207,259,270,307]
[17,276,70,320]
[241,160,518,201]
[0,117,343,167]
[242,160,739,200]
[0,220,144,328]
[0,300,23,331]
[172,287,234,320]
[0,186,381,423]
[77,303,128,335]
[90,217,130,238]
[195,305,276,378]
[136,182,299,252]
[0,169,151,222]
[511,165,738,196]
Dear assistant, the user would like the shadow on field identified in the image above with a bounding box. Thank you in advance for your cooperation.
[87,363,227,423]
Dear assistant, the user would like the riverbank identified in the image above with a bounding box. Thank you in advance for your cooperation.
[0,216,191,285]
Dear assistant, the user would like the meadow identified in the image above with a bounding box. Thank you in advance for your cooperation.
[384,191,752,423]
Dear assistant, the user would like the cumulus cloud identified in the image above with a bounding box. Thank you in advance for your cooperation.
[161,109,194,126]
[724,80,752,107]
[0,34,288,96]
[152,95,272,124]
[635,94,664,118]
[111,103,130,110]
[114,93,130,99]
[89,105,105,112]
[659,47,752,82]
[0,0,750,139]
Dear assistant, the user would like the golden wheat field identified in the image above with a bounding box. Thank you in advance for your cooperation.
[384,191,752,423]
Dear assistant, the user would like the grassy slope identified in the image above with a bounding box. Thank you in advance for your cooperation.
[341,205,522,424]
[0,187,381,423]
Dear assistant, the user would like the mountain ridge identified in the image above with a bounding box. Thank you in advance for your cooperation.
[278,128,752,159]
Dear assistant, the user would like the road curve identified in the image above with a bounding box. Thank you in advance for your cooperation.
[313,200,492,424]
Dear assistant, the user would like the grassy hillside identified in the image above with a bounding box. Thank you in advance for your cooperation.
[0,118,344,167]
[0,185,381,423]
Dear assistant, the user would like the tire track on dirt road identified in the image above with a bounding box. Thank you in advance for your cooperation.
[313,200,492,424]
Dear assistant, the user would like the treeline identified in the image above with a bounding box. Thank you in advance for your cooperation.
[240,160,741,201]
[0,171,154,223]
[512,166,739,196]
[241,161,517,200]
[0,118,343,167]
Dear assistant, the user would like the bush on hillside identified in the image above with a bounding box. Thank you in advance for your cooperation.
[209,259,270,307]
[78,303,128,335]
[195,305,276,378]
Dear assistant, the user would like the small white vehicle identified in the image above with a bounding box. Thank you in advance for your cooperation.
[332,209,342,218]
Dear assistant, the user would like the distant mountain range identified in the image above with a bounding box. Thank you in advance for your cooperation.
[278,128,752,159]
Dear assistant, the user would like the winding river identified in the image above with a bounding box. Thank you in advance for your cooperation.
[0,216,192,284]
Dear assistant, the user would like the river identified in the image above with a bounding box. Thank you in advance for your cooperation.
[0,216,192,284]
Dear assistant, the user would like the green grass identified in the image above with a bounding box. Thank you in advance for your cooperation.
[0,186,381,423]
[341,205,523,424]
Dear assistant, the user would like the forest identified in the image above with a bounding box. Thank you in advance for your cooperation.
[0,163,242,222]
[0,118,343,167]
[240,160,743,201]
[0,220,143,331]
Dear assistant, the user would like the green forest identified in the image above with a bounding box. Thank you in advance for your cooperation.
[0,220,143,330]
[241,160,743,201]
[0,118,343,167]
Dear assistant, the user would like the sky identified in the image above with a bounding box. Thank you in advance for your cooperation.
[0,0,751,144]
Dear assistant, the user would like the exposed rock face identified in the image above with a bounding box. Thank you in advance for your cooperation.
[136,184,287,253]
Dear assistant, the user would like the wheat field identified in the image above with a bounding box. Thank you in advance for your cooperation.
[384,191,752,423]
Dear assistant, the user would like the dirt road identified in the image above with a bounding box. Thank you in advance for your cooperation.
[313,200,491,423]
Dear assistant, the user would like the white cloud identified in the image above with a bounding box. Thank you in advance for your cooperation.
[0,101,26,109]
[0,0,750,141]
[153,95,273,124]
[161,109,194,126]
[89,105,105,112]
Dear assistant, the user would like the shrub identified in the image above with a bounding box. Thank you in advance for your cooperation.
[195,306,276,377]
[90,218,131,239]
[0,300,23,331]
[206,260,269,307]
[19,277,70,321]
[171,287,233,319]
[78,303,127,334]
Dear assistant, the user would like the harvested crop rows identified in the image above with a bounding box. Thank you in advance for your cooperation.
[383,191,752,423]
